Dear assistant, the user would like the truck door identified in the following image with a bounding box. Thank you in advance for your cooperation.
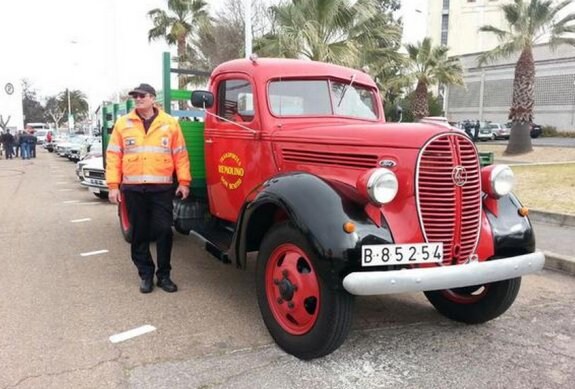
[204,76,265,222]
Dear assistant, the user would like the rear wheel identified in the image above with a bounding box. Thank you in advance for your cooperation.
[118,194,132,243]
[256,222,354,360]
[424,277,521,324]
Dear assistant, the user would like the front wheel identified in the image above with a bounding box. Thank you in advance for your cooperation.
[256,222,354,360]
[424,277,521,324]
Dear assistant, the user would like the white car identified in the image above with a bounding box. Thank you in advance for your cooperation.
[80,157,108,199]
[488,123,510,140]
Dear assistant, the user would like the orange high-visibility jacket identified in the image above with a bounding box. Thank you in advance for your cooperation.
[105,109,191,190]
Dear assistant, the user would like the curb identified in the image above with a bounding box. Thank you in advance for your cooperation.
[529,210,575,228]
[543,251,575,276]
[530,210,575,276]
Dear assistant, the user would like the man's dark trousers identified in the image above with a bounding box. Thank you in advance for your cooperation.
[123,189,174,281]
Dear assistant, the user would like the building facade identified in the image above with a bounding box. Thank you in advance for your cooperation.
[426,0,575,131]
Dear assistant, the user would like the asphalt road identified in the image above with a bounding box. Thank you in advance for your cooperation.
[492,136,575,148]
[1,150,574,389]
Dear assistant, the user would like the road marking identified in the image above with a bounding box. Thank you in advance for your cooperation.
[58,189,74,192]
[109,325,156,344]
[70,218,91,223]
[56,181,70,185]
[78,202,102,205]
[62,200,81,204]
[80,249,109,257]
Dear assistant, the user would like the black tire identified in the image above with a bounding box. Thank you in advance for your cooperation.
[118,196,132,243]
[93,191,109,200]
[256,222,354,360]
[424,277,521,324]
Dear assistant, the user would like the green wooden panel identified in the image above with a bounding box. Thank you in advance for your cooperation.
[179,120,206,190]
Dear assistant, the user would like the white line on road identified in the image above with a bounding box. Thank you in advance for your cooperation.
[80,250,109,257]
[70,218,92,223]
[62,200,81,204]
[109,325,156,344]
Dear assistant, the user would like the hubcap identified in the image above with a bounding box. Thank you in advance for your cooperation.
[443,285,489,304]
[265,243,320,335]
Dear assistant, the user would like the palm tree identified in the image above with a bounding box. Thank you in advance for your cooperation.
[148,0,209,89]
[478,0,575,155]
[256,0,401,69]
[57,89,89,122]
[405,38,464,120]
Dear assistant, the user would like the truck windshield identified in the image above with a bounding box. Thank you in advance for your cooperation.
[269,79,377,120]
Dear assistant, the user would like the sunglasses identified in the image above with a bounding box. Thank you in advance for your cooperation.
[132,93,148,99]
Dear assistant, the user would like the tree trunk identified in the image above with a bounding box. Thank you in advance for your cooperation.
[412,80,429,120]
[505,47,535,155]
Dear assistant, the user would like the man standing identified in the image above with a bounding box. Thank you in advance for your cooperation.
[105,83,191,294]
[473,120,481,142]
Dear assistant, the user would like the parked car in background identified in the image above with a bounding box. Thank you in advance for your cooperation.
[80,157,108,199]
[487,123,509,140]
[478,122,496,141]
[504,122,543,139]
[530,123,542,138]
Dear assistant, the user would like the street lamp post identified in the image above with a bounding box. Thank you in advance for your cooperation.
[67,88,73,133]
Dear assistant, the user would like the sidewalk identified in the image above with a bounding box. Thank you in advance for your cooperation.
[529,210,575,276]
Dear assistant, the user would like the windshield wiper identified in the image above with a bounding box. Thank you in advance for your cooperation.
[337,74,356,108]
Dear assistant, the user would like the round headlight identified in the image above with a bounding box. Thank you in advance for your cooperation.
[491,165,514,197]
[367,168,399,204]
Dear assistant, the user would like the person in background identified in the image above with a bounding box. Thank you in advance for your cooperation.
[473,120,481,142]
[105,83,191,294]
[14,130,21,158]
[2,130,15,159]
[29,130,37,158]
[20,126,32,159]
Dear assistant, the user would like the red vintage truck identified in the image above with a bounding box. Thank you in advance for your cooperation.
[109,54,545,360]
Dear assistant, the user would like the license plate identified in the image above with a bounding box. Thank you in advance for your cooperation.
[88,187,100,194]
[362,243,443,267]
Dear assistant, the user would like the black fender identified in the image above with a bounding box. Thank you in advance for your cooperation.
[485,192,536,257]
[231,172,393,289]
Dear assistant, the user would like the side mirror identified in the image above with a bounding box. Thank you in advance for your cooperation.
[191,91,214,109]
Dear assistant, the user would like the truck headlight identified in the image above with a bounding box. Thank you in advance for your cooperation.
[482,164,514,198]
[358,168,398,204]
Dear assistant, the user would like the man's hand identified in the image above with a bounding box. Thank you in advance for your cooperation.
[108,189,121,204]
[175,185,190,200]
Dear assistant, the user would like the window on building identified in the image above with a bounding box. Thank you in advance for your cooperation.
[217,79,255,122]
[443,0,450,9]
[441,14,449,45]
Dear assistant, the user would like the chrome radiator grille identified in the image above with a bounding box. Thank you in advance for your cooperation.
[416,134,482,265]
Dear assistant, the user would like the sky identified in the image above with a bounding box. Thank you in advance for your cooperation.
[0,0,425,110]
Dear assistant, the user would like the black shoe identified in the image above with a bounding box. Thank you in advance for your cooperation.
[157,277,178,293]
[140,278,154,294]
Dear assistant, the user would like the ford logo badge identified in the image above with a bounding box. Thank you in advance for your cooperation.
[452,166,467,186]
[378,160,397,168]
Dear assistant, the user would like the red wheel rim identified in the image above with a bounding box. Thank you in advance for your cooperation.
[442,285,490,304]
[119,196,130,232]
[265,243,320,335]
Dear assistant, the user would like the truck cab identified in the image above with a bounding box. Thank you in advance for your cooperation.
[113,54,545,360]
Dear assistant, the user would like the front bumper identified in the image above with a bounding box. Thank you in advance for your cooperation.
[342,251,545,296]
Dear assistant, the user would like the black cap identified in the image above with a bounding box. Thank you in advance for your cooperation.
[128,83,156,97]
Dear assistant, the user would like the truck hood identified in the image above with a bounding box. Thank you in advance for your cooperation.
[270,121,460,149]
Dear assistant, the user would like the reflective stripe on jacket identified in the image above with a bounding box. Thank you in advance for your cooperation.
[105,109,191,190]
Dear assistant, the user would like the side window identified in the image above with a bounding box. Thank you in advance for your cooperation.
[217,79,255,122]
